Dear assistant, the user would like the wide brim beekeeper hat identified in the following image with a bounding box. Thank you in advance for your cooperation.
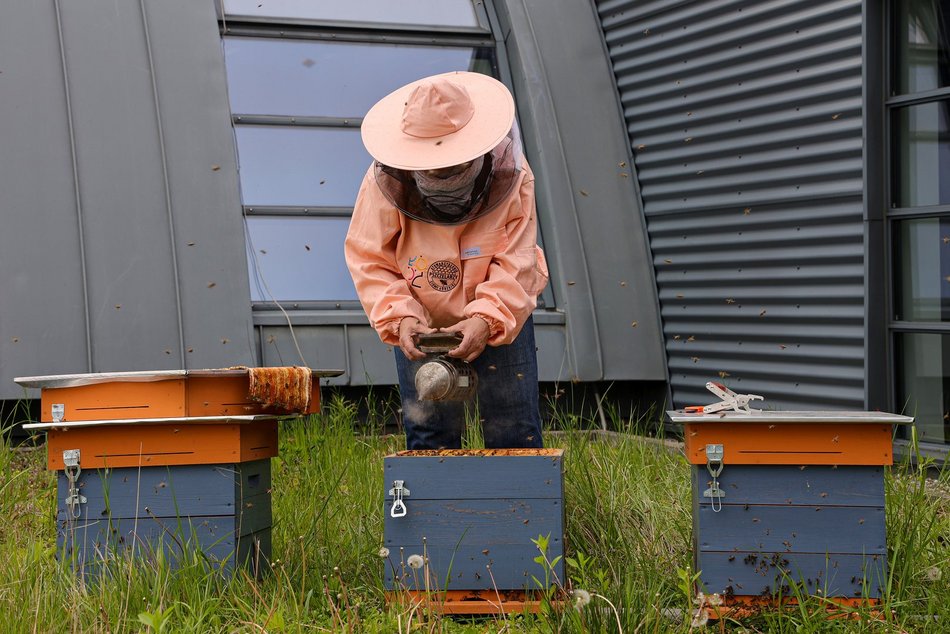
[360,71,516,171]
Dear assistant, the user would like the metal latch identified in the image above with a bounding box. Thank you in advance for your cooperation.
[389,480,410,518]
[63,449,87,519]
[52,403,65,423]
[704,444,725,513]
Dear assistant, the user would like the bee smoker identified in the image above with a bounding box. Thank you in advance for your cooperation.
[414,333,478,401]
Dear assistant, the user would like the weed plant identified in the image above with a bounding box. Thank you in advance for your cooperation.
[0,396,949,631]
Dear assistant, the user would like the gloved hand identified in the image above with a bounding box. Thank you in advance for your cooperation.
[398,317,435,360]
[440,317,490,363]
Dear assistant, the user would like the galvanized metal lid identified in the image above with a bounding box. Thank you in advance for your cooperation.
[14,367,344,389]
[667,410,914,424]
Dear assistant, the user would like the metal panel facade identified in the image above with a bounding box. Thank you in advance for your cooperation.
[596,0,866,409]
[0,0,254,400]
[494,0,667,382]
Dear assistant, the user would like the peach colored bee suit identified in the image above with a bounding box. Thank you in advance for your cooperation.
[344,159,549,347]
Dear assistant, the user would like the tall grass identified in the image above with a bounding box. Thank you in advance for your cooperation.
[0,396,949,632]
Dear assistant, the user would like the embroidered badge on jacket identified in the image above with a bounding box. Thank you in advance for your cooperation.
[427,260,460,292]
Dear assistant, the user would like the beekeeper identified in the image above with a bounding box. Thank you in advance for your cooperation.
[345,71,549,450]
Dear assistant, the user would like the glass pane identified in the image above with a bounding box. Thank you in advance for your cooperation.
[235,126,371,207]
[895,218,950,321]
[246,217,357,301]
[224,38,494,117]
[222,0,478,28]
[894,0,950,94]
[892,99,950,207]
[897,332,950,444]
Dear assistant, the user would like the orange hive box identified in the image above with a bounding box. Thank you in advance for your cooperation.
[17,368,343,469]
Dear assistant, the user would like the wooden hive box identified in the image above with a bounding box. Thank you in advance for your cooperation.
[382,449,565,614]
[16,368,339,469]
[57,459,271,578]
[15,368,342,577]
[667,409,913,617]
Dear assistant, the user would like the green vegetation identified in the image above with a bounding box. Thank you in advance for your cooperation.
[1,396,949,632]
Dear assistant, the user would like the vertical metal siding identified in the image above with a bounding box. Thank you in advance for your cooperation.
[0,0,254,400]
[596,0,865,409]
[492,0,668,382]
[0,2,90,383]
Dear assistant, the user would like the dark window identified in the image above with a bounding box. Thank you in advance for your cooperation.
[892,99,950,207]
[896,333,950,442]
[894,217,950,322]
[889,0,950,443]
[894,0,950,94]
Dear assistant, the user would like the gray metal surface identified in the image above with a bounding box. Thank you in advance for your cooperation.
[596,0,866,409]
[667,410,914,424]
[0,0,255,400]
[492,0,667,382]
[24,415,277,431]
[255,314,572,385]
[15,367,343,389]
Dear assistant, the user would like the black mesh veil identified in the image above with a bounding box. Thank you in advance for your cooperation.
[373,133,521,226]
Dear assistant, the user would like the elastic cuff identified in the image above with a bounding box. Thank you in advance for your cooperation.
[379,318,403,339]
[473,313,501,337]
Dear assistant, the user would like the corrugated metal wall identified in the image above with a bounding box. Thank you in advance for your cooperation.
[596,0,866,409]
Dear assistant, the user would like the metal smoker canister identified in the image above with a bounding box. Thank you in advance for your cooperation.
[415,357,477,401]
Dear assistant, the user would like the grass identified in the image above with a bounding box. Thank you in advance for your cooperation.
[1,395,950,632]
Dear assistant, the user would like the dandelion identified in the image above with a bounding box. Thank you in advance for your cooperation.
[926,566,942,582]
[378,547,390,558]
[572,589,591,610]
[407,554,424,569]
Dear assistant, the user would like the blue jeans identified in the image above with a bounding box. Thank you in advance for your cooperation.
[394,316,543,450]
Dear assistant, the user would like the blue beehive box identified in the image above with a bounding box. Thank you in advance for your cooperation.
[57,459,271,577]
[383,449,564,611]
[668,409,913,616]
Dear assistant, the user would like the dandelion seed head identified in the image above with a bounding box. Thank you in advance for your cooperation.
[573,589,591,610]
[378,547,391,558]
[407,554,424,569]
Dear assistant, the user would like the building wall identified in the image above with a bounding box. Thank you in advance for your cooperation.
[0,0,255,400]
[596,0,867,409]
[5,0,865,410]
[494,0,667,383]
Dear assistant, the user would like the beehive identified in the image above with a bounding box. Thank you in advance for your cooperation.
[668,409,913,618]
[17,367,340,577]
[382,449,565,614]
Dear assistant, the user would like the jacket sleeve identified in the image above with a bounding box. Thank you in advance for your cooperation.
[462,166,550,346]
[344,169,428,346]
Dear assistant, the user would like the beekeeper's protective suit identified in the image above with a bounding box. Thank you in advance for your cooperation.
[345,71,548,449]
